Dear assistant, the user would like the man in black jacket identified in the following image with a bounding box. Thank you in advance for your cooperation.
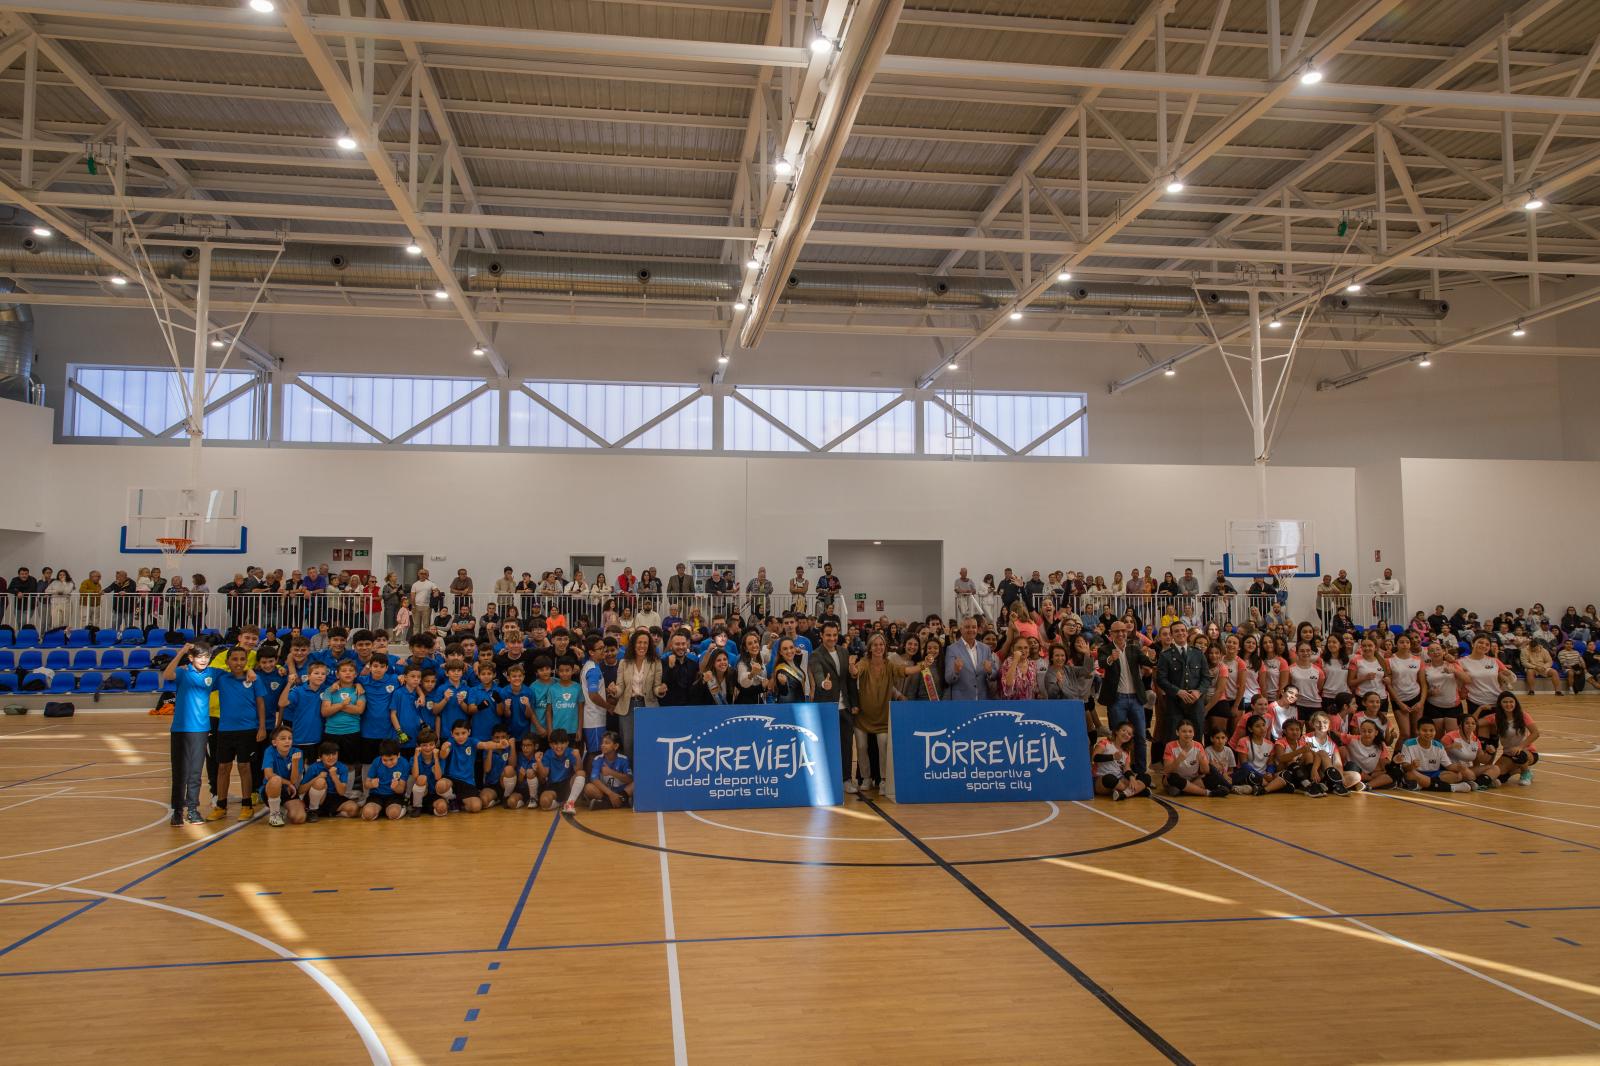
[658,631,700,706]
[5,567,36,627]
[1156,622,1210,751]
[1097,621,1155,775]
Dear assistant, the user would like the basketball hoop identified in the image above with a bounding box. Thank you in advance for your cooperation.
[155,536,193,575]
[1267,564,1297,579]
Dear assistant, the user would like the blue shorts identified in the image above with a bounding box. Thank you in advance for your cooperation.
[584,726,604,754]
[1422,769,1441,781]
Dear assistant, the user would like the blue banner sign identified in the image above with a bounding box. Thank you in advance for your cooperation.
[889,700,1092,804]
[633,703,843,812]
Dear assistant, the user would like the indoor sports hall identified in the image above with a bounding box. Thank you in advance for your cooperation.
[0,2,1599,1064]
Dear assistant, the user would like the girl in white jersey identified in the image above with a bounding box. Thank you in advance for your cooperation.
[1288,641,1325,720]
[1386,634,1425,740]
[1461,636,1514,715]
[1231,713,1291,794]
[1305,710,1362,795]
[1092,722,1149,800]
[1419,641,1468,736]
[1240,634,1263,705]
[1318,633,1351,712]
[1204,644,1242,738]
[1349,636,1389,714]
[1441,711,1496,790]
[1342,718,1395,790]
[1258,636,1290,703]
[1162,720,1229,797]
[1479,691,1541,786]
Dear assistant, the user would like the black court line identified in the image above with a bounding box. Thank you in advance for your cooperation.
[1372,791,1600,853]
[560,799,1177,868]
[863,796,1193,1066]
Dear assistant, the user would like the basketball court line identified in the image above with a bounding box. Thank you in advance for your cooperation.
[1082,803,1600,1033]
[495,812,559,950]
[683,800,1060,842]
[864,796,1194,1066]
[0,876,390,1065]
[0,795,170,861]
[0,763,93,790]
[1373,792,1600,851]
[0,787,73,815]
[656,812,688,1066]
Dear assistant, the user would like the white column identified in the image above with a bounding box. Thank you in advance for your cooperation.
[188,243,212,501]
[1248,286,1267,518]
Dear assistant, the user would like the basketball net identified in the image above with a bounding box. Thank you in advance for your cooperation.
[1267,564,1296,579]
[155,536,193,578]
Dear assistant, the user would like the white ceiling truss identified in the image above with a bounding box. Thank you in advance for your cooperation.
[0,0,1595,395]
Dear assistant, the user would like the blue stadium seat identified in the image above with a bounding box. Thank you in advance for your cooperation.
[132,670,161,693]
[17,650,42,672]
[276,627,293,640]
[93,628,117,647]
[71,649,98,671]
[19,670,49,691]
[178,628,196,642]
[98,648,125,671]
[44,650,70,672]
[40,630,66,649]
[76,671,103,693]
[0,650,11,672]
[0,673,14,693]
[14,627,40,648]
[118,627,144,646]
[126,649,152,671]
[0,630,12,649]
[101,670,133,693]
[144,630,168,648]
[200,628,222,642]
[1575,640,1589,654]
[47,672,74,694]
[66,628,92,648]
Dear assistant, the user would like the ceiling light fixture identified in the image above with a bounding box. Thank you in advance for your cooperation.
[30,226,50,238]
[717,354,730,365]
[733,300,747,311]
[1057,270,1072,282]
[344,538,355,543]
[210,339,225,349]
[1345,282,1363,293]
[1417,357,1432,367]
[1299,66,1323,85]
[248,0,275,12]
[1009,310,1023,320]
[433,289,449,300]
[1268,316,1282,329]
[773,158,794,177]
[404,242,422,255]
[1524,196,1545,211]
[108,274,128,286]
[1164,367,1177,376]
[1511,322,1527,337]
[1165,176,1184,194]
[471,346,486,357]
[335,134,358,151]
[809,35,835,54]
[947,362,959,371]
[872,541,882,546]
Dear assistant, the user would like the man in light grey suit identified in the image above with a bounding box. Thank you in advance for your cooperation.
[944,617,997,700]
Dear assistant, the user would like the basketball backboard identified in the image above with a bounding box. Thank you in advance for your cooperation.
[122,487,247,554]
[1222,518,1319,578]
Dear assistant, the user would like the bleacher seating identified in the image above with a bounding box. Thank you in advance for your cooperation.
[132,670,161,693]
[76,671,102,693]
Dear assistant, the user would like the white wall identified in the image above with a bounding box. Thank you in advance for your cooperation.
[1354,459,1405,598]
[0,441,1358,620]
[1399,458,1600,614]
[298,535,374,576]
[0,397,50,534]
[827,539,943,620]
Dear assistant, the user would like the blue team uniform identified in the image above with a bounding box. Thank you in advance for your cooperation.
[305,759,350,796]
[255,668,288,723]
[465,684,502,743]
[282,684,325,747]
[500,686,535,738]
[391,687,424,745]
[215,673,260,732]
[172,666,224,733]
[441,737,477,785]
[360,675,400,740]
[540,747,579,784]
[365,757,408,798]
[593,752,632,790]
[434,681,471,734]
[262,745,302,787]
[547,682,582,735]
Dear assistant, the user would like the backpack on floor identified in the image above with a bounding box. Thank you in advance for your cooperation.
[42,701,75,718]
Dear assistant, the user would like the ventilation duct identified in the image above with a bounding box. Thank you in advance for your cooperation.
[0,229,1448,320]
[0,277,35,403]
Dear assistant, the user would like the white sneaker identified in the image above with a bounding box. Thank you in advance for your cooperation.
[1518,769,1534,787]
[859,778,875,792]
[561,799,577,813]
[267,810,285,827]
[843,781,859,794]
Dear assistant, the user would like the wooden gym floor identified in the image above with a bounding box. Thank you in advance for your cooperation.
[1,703,1598,1065]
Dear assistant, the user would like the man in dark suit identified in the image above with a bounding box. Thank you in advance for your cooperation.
[1097,620,1154,775]
[1156,622,1210,750]
[808,620,859,792]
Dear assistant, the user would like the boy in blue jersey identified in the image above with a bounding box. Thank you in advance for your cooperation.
[512,734,540,810]
[261,725,305,827]
[402,633,439,677]
[361,739,408,821]
[300,740,358,821]
[319,659,366,775]
[583,730,633,809]
[500,663,537,742]
[392,664,424,756]
[416,671,440,737]
[530,657,555,737]
[310,626,355,672]
[279,636,314,697]
[1400,719,1474,793]
[466,662,503,746]
[537,729,586,813]
[278,660,329,764]
[432,661,471,736]
[249,643,288,808]
[161,642,223,825]
[441,721,485,813]
[358,654,400,765]
[408,728,453,817]
[478,723,517,809]
[547,660,584,750]
[208,647,263,822]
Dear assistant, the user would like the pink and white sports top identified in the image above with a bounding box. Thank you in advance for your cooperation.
[1389,656,1422,701]
[1236,736,1276,772]
[1092,736,1131,775]
[1289,662,1324,707]
[1353,656,1386,697]
[1423,663,1460,707]
[1440,730,1480,764]
[1461,656,1503,706]
[1164,741,1203,779]
[1320,658,1351,696]
[1343,737,1385,774]
[1207,744,1236,773]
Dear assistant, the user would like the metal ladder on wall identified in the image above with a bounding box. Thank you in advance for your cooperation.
[943,364,976,460]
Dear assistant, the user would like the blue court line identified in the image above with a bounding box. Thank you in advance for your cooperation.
[486,962,499,971]
[450,1037,467,1053]
[0,816,257,958]
[495,812,560,951]
[311,889,338,894]
[464,1009,479,1022]
[1169,800,1476,910]
[1556,937,1582,947]
[475,983,490,995]
[1507,920,1531,928]
[1373,792,1600,853]
[0,762,93,790]
[367,886,394,892]
[196,894,223,899]
[9,904,1600,983]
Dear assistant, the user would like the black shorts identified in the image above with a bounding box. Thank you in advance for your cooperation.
[298,743,322,765]
[313,791,349,817]
[1465,699,1494,717]
[1421,703,1458,723]
[542,776,577,804]
[448,777,477,800]
[267,779,300,800]
[329,733,362,767]
[366,791,404,809]
[215,729,257,765]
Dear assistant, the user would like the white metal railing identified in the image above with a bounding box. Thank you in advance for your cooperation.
[1011,591,1407,632]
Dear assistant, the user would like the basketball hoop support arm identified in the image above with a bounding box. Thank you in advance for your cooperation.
[1248,287,1268,519]
[187,243,211,499]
